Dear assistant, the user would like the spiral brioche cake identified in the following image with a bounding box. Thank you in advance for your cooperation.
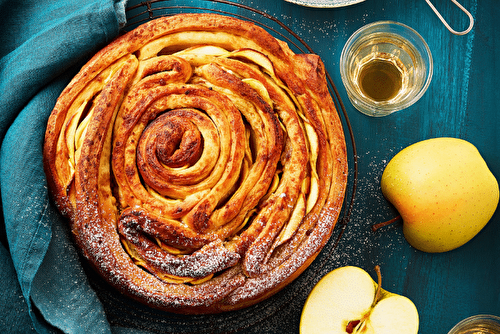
[43,13,348,314]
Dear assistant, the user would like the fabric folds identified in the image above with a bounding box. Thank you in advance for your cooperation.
[0,0,127,333]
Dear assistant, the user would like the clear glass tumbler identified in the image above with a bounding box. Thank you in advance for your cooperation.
[340,21,433,117]
[448,315,500,334]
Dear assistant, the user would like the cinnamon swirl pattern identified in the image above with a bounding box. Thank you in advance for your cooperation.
[43,14,348,313]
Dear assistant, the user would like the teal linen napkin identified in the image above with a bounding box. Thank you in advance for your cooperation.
[0,0,132,333]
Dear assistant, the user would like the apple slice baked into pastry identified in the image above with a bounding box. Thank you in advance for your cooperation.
[43,13,348,314]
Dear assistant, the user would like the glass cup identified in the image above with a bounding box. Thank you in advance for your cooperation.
[448,315,500,334]
[340,21,433,117]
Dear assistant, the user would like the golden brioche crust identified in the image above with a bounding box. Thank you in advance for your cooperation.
[43,13,347,314]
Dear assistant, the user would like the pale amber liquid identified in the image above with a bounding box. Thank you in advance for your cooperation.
[357,57,403,102]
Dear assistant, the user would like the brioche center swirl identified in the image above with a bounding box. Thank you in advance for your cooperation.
[43,14,347,313]
[113,51,290,282]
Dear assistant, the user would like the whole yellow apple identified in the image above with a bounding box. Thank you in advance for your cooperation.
[300,266,419,334]
[381,137,499,253]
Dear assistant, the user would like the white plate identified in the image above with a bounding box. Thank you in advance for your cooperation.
[284,0,365,8]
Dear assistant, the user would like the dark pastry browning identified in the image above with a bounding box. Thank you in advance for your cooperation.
[43,13,348,314]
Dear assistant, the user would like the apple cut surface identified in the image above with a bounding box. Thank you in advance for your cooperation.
[300,266,375,333]
[364,294,419,334]
[300,266,419,334]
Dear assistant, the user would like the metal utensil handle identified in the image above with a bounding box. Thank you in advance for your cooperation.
[425,0,474,35]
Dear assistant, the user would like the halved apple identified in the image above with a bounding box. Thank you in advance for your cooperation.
[300,266,418,334]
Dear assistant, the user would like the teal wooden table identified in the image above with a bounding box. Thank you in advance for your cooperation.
[2,1,497,333]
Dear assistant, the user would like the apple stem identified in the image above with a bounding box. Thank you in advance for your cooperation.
[346,267,385,334]
[371,215,401,232]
